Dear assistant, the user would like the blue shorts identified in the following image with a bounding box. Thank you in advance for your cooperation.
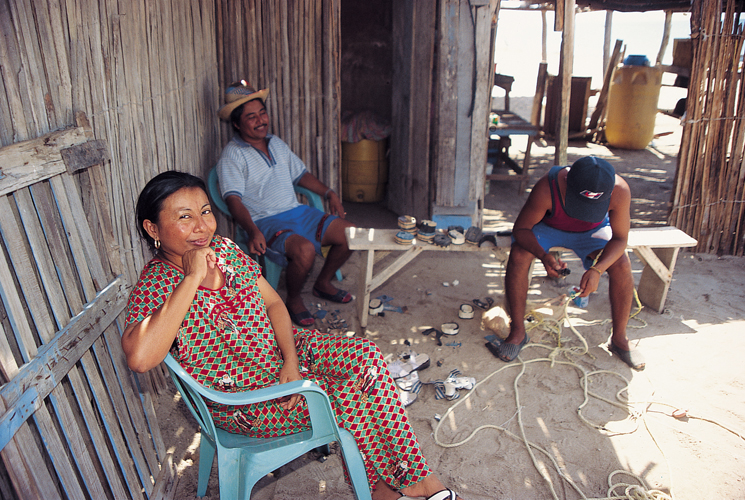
[527,216,612,270]
[255,205,338,267]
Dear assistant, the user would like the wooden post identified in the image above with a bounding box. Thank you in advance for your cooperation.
[657,10,673,65]
[603,10,613,80]
[555,0,575,167]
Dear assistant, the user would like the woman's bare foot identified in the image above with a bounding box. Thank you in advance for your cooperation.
[371,479,403,500]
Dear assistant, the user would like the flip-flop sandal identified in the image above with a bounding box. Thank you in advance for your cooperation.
[441,322,459,335]
[312,286,352,304]
[464,226,482,245]
[609,341,646,371]
[288,309,315,327]
[473,297,494,310]
[478,233,498,247]
[398,379,422,407]
[427,488,459,500]
[422,327,445,346]
[387,350,431,379]
[433,233,452,247]
[395,371,420,391]
[489,333,530,362]
[434,369,476,400]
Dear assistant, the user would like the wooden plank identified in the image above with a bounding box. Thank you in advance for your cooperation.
[0,196,44,360]
[13,187,74,325]
[0,126,89,196]
[60,140,110,173]
[53,174,111,289]
[79,339,147,500]
[468,0,496,207]
[626,227,698,248]
[31,181,95,305]
[433,0,459,207]
[0,277,128,450]
[0,400,63,500]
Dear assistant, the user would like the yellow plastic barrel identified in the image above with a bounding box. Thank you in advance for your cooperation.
[341,139,388,203]
[605,65,663,149]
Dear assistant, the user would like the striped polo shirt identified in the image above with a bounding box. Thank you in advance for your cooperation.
[216,135,308,221]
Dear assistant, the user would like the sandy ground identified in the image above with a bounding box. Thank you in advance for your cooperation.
[155,110,745,499]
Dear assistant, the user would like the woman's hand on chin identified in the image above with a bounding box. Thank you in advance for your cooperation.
[181,247,217,280]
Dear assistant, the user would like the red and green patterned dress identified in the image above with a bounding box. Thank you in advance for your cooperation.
[125,235,430,490]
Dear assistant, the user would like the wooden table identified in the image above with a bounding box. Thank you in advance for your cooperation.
[345,227,508,328]
[487,111,540,192]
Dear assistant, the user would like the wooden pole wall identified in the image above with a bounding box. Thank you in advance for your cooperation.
[215,0,341,192]
[670,0,745,255]
[0,0,221,287]
[0,0,221,497]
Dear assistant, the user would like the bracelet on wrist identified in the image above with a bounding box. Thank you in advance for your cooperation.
[589,266,602,275]
[324,188,335,199]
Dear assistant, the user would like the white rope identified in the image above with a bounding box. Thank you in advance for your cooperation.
[432,296,670,500]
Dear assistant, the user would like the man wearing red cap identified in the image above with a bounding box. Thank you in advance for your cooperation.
[488,156,644,370]
[216,81,354,327]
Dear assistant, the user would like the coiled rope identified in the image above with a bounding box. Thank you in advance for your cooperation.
[433,292,672,500]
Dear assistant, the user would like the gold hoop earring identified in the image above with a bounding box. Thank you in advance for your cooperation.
[155,239,161,250]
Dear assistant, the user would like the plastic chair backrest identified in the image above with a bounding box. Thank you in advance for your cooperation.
[207,166,342,288]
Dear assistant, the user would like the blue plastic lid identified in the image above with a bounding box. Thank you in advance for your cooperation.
[623,54,650,67]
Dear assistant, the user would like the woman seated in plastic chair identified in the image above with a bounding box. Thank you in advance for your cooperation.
[121,171,463,500]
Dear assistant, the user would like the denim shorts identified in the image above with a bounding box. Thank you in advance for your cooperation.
[256,205,338,267]
[528,216,611,270]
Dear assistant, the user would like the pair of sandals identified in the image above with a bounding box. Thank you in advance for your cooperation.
[432,369,476,401]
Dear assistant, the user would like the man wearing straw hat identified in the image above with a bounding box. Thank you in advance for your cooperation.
[216,81,354,327]
[486,156,644,371]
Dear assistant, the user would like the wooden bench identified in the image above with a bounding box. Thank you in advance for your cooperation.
[346,226,697,330]
[531,226,697,313]
[345,227,507,328]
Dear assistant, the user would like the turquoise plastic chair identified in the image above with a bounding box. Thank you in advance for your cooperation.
[207,167,342,289]
[163,354,371,499]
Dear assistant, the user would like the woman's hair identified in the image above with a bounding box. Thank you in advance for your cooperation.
[135,171,208,252]
[229,99,266,133]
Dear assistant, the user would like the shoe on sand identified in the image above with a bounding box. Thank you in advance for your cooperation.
[609,341,646,371]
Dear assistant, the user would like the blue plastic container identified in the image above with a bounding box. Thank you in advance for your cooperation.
[623,54,650,67]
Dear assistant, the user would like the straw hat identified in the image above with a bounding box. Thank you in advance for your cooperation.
[217,80,269,121]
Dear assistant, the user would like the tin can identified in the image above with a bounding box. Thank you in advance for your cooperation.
[570,286,589,308]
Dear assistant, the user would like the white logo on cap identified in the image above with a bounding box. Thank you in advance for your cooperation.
[580,190,604,200]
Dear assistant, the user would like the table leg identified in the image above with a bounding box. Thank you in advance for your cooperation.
[633,246,680,313]
[358,249,374,329]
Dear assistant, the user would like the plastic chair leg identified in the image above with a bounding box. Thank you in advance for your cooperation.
[197,437,217,497]
[337,430,372,500]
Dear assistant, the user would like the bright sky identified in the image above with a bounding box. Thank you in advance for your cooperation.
[494,8,693,97]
